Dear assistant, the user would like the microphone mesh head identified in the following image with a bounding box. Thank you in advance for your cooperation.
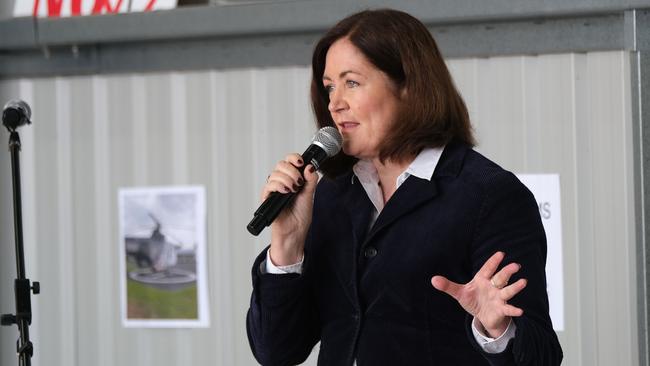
[312,126,342,157]
[4,99,31,121]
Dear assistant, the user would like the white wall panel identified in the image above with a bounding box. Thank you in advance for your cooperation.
[0,51,638,365]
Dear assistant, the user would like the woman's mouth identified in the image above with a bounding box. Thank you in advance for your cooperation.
[338,122,360,131]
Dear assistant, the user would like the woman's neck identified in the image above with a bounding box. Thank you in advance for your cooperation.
[372,157,413,204]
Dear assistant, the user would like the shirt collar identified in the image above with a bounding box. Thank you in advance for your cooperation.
[351,146,445,213]
[403,147,444,183]
[353,146,444,187]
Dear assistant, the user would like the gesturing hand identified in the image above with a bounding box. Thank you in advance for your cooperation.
[431,251,527,338]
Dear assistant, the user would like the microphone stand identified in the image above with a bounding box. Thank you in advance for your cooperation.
[1,123,39,366]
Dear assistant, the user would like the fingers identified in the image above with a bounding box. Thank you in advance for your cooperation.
[302,162,318,182]
[476,251,505,279]
[490,261,521,289]
[499,278,527,301]
[262,154,306,200]
[284,153,303,167]
[502,304,524,317]
[274,160,303,188]
[431,275,463,300]
[301,159,319,189]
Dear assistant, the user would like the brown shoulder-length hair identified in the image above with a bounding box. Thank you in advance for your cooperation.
[311,9,475,177]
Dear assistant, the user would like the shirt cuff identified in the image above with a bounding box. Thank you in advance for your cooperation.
[260,248,304,274]
[471,317,516,354]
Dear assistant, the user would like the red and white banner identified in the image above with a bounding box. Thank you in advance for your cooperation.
[13,0,177,18]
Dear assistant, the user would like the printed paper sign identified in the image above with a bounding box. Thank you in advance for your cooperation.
[517,174,564,331]
[118,185,209,328]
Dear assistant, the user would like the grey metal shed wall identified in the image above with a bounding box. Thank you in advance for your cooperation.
[0,1,648,366]
[0,50,637,366]
[1,1,650,77]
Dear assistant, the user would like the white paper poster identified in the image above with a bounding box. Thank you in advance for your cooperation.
[516,174,564,331]
[118,185,209,328]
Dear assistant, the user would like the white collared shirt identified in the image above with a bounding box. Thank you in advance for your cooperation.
[351,147,442,215]
[263,146,515,353]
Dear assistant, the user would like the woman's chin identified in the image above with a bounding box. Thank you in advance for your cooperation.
[342,146,359,159]
[342,143,375,160]
[341,144,352,156]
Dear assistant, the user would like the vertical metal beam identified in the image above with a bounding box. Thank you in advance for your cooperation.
[628,8,650,366]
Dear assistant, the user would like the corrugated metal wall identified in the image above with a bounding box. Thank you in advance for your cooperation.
[0,51,637,365]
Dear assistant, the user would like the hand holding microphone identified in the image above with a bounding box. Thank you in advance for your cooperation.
[247,127,342,261]
[262,153,319,265]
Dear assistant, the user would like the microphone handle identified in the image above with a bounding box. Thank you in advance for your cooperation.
[247,191,297,236]
[247,144,328,236]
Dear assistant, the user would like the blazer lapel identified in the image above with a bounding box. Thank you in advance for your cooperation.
[341,175,375,246]
[365,177,438,242]
[363,141,469,243]
[325,175,373,308]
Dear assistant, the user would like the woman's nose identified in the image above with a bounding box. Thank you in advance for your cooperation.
[328,90,347,113]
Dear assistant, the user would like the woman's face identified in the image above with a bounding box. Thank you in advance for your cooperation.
[323,38,402,160]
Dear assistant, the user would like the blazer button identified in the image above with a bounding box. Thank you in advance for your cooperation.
[364,246,377,258]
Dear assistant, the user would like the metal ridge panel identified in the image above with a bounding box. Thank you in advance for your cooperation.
[1,0,650,49]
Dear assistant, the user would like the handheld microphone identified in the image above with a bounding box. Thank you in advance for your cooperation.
[247,126,342,236]
[2,100,32,132]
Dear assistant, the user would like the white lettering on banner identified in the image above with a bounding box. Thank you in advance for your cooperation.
[516,174,564,331]
[13,0,177,18]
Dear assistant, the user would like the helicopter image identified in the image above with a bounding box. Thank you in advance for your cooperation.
[126,213,179,271]
[120,187,209,325]
[123,206,197,291]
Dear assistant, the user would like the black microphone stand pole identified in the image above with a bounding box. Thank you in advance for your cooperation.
[1,112,39,366]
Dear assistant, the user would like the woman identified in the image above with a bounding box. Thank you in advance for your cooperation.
[247,9,562,365]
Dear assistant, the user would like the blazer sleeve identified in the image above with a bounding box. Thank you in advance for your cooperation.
[466,170,563,366]
[246,242,320,366]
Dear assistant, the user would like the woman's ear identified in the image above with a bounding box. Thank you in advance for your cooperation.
[399,86,408,99]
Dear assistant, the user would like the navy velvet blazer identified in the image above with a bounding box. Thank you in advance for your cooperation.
[247,141,563,365]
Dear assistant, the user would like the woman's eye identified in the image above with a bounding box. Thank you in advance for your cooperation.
[346,80,359,88]
[324,84,335,93]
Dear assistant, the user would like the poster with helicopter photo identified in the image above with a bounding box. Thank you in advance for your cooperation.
[118,185,209,328]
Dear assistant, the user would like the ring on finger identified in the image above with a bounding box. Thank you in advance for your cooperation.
[490,277,506,289]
